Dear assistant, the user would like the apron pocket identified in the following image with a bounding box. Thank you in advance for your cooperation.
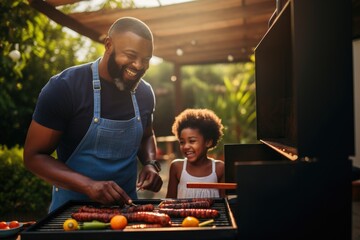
[95,127,136,159]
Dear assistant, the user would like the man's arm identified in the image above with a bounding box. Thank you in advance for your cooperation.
[166,161,180,198]
[23,120,131,205]
[136,121,163,192]
[137,122,157,165]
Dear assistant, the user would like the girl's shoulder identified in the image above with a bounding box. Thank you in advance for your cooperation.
[211,159,225,179]
[170,159,185,166]
[172,158,185,162]
[210,158,224,165]
[212,159,225,173]
[169,159,185,174]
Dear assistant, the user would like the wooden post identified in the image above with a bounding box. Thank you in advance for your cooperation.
[174,64,183,115]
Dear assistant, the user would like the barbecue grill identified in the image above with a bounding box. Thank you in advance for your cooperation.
[21,198,237,240]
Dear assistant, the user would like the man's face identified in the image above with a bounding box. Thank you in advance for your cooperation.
[107,49,145,91]
[106,32,152,91]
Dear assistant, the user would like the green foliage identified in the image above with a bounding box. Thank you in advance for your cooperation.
[181,62,258,157]
[145,61,257,158]
[59,0,135,12]
[0,0,103,147]
[0,145,51,215]
[214,62,257,145]
[146,62,254,142]
[0,1,44,147]
[145,61,177,136]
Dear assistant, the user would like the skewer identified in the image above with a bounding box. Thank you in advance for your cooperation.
[186,182,237,189]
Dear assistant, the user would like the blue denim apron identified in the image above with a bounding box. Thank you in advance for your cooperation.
[49,58,143,212]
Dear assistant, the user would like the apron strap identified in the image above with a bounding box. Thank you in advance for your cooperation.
[91,58,101,121]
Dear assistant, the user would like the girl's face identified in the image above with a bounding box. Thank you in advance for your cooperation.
[178,128,212,162]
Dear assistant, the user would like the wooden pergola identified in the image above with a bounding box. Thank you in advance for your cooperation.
[29,0,276,65]
[29,0,277,114]
[27,0,360,113]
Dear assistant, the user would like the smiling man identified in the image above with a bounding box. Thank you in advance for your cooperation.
[23,17,163,212]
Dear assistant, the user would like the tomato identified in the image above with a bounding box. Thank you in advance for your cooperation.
[181,216,199,227]
[110,215,128,230]
[63,219,79,231]
[9,221,20,229]
[0,221,8,229]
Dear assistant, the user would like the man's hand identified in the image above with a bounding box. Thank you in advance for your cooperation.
[137,165,163,192]
[86,180,132,207]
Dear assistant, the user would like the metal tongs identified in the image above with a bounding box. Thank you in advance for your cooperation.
[125,187,143,207]
[127,200,138,207]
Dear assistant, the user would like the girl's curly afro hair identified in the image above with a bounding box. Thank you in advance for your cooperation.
[172,108,224,150]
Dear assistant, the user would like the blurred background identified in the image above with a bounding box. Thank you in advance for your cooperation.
[0,0,258,219]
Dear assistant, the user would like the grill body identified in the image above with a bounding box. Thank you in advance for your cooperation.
[21,198,237,240]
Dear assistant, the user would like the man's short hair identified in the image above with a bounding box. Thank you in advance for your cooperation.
[108,17,153,41]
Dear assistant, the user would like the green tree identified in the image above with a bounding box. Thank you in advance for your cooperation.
[214,62,257,145]
[0,145,52,217]
[145,61,176,137]
[145,60,257,157]
[0,0,103,147]
[181,64,224,108]
[180,61,258,157]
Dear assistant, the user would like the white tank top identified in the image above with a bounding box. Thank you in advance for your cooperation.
[177,158,220,198]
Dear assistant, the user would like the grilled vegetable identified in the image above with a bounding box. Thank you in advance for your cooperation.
[63,219,79,231]
[182,216,199,227]
[78,220,110,230]
[199,219,215,227]
[110,215,127,230]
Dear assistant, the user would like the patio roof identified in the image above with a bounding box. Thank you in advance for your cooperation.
[28,0,277,65]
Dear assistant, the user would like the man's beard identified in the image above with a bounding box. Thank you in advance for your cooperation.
[107,51,144,91]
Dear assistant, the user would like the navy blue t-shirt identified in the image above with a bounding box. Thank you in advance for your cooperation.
[33,62,155,162]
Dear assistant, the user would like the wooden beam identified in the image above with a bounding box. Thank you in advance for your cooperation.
[28,0,276,65]
[29,0,103,43]
[46,0,83,6]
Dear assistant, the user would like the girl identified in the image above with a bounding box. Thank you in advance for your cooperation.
[166,108,225,198]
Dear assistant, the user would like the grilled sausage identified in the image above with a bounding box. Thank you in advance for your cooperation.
[158,198,214,207]
[77,205,122,214]
[158,200,211,209]
[125,204,155,213]
[126,224,164,229]
[71,212,116,223]
[157,208,220,219]
[71,211,172,226]
[76,203,154,215]
[122,212,171,226]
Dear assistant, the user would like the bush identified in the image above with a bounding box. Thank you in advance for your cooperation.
[0,145,51,216]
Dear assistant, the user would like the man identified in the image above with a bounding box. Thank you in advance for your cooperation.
[23,17,163,212]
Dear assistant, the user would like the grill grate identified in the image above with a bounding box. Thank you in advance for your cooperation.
[21,198,237,240]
